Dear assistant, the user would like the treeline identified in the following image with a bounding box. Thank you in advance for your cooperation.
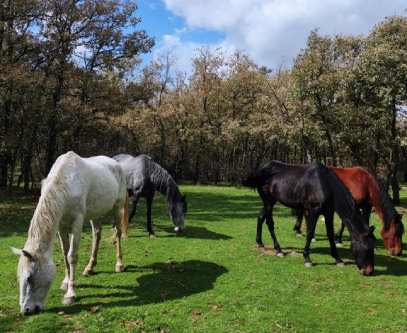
[1,2,407,204]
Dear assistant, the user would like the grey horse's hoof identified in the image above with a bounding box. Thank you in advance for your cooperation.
[305,262,314,267]
[62,296,75,305]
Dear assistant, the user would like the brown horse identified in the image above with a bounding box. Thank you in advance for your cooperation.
[294,166,404,256]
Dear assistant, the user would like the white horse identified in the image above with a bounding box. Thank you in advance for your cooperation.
[11,151,129,315]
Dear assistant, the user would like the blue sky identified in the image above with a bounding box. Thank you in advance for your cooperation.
[136,0,407,72]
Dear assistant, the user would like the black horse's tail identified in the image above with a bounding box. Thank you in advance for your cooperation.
[242,161,281,188]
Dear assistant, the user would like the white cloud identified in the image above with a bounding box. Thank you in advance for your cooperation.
[162,0,407,70]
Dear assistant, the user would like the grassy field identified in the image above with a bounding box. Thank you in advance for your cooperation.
[0,185,406,332]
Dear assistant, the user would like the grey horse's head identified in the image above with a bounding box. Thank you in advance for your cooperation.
[11,247,56,315]
[169,194,187,232]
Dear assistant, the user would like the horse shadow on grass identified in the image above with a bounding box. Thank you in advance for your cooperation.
[126,224,232,240]
[267,235,407,277]
[47,260,228,315]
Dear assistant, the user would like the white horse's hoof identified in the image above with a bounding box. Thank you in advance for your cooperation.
[115,265,126,272]
[305,262,314,267]
[336,243,344,248]
[59,282,68,291]
[295,233,303,237]
[149,234,157,238]
[311,238,316,242]
[276,252,285,258]
[336,262,345,267]
[82,269,94,276]
[62,296,75,305]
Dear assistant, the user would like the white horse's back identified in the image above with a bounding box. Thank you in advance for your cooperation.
[43,152,126,222]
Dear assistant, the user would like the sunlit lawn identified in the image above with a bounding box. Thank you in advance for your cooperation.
[0,185,406,332]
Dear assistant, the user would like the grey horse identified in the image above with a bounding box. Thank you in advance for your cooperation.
[113,154,186,237]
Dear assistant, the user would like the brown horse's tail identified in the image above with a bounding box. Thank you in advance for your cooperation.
[121,192,129,238]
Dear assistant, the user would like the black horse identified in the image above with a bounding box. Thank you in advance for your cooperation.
[243,160,376,276]
[113,154,187,237]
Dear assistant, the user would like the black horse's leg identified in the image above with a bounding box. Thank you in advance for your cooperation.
[293,209,303,236]
[362,205,372,223]
[256,207,266,249]
[264,204,284,257]
[128,196,140,223]
[324,211,344,266]
[334,222,345,247]
[303,210,318,266]
[146,194,155,237]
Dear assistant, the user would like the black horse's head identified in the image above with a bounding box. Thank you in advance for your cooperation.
[348,225,376,276]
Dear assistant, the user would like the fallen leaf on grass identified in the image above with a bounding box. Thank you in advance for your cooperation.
[193,310,202,316]
[209,305,223,310]
[368,307,377,313]
[90,306,99,313]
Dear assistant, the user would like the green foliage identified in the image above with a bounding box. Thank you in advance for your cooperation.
[1,186,407,332]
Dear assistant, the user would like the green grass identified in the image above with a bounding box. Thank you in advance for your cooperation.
[0,186,406,332]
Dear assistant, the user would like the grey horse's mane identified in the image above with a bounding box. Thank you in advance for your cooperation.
[148,157,181,203]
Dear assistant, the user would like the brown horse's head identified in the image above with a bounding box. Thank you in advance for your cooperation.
[381,214,404,256]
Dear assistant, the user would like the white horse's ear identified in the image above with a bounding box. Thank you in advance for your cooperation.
[11,247,35,261]
[11,247,23,256]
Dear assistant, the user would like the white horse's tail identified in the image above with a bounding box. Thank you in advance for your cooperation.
[121,192,129,238]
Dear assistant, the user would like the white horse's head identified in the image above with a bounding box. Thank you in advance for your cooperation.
[169,194,187,232]
[11,247,56,315]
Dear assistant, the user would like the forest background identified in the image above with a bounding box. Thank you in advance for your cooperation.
[1,1,407,205]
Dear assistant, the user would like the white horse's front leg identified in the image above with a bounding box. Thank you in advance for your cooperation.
[62,216,83,305]
[58,231,70,291]
[83,220,102,276]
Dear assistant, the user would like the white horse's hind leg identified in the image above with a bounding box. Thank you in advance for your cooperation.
[58,231,70,291]
[62,215,83,305]
[83,220,102,276]
[113,208,125,272]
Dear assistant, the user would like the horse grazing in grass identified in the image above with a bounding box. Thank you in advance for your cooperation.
[11,152,129,315]
[293,166,404,256]
[113,154,186,237]
[243,160,376,276]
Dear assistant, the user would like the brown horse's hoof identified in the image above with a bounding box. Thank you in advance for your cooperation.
[276,252,285,258]
[115,265,127,272]
[149,234,157,238]
[336,243,344,248]
[62,296,75,305]
[82,269,94,276]
[59,282,68,291]
[305,262,314,267]
[336,262,345,267]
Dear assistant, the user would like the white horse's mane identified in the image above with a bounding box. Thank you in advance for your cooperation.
[26,152,77,254]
